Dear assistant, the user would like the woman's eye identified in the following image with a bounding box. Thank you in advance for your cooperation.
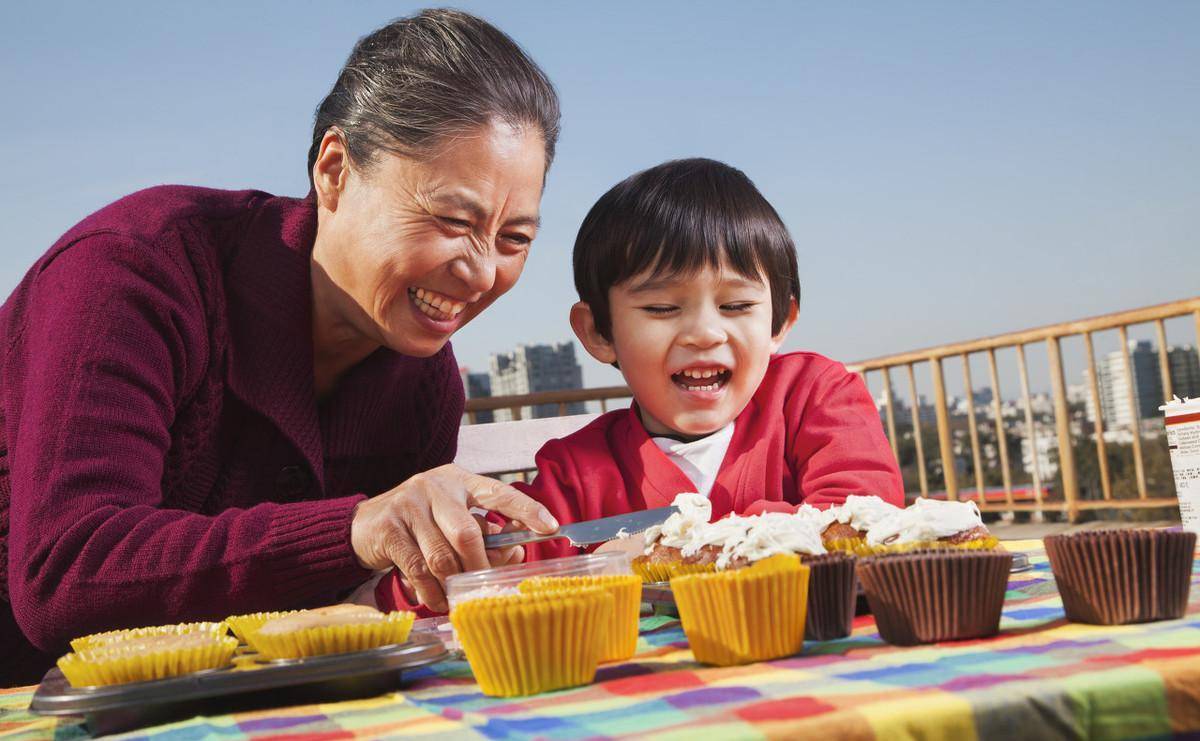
[641,305,677,315]
[721,302,756,313]
[437,216,471,229]
[501,233,532,247]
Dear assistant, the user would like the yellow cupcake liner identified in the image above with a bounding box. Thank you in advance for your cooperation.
[825,535,1000,557]
[249,611,415,660]
[671,554,810,667]
[58,634,238,687]
[632,556,716,583]
[451,586,613,697]
[70,622,229,652]
[519,574,642,662]
[224,611,300,651]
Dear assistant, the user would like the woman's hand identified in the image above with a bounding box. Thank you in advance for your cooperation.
[349,464,558,612]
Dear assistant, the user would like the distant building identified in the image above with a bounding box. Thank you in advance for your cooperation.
[1019,422,1059,479]
[461,369,494,424]
[1085,341,1200,428]
[489,342,586,421]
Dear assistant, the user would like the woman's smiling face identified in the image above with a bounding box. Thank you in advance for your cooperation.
[316,121,546,358]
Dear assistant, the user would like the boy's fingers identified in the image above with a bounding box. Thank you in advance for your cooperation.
[464,475,558,534]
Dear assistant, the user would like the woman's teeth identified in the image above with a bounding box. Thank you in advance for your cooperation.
[410,287,465,321]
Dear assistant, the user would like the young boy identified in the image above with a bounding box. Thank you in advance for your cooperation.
[514,157,903,562]
[373,158,902,611]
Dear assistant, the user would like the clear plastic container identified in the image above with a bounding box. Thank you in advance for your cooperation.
[445,551,631,609]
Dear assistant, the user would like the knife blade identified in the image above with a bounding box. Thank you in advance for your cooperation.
[483,505,678,550]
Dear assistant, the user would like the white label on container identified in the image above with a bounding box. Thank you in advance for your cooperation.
[1166,412,1200,535]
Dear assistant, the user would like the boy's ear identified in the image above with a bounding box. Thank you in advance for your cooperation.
[570,301,618,365]
[768,297,799,353]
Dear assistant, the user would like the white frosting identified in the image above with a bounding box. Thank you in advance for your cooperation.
[641,493,711,549]
[865,498,984,546]
[644,493,825,568]
[827,495,901,532]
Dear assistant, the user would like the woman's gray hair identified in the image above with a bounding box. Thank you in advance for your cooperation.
[308,8,561,185]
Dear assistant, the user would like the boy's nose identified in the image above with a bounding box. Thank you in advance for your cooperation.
[679,314,727,349]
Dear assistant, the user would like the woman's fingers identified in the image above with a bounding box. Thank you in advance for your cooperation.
[464,474,558,534]
[430,495,491,573]
[376,520,446,612]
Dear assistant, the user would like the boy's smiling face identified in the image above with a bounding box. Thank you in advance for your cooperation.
[572,263,796,437]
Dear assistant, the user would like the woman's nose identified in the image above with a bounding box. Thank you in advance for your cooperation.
[449,252,497,298]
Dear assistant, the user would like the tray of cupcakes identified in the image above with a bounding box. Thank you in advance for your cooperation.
[30,604,441,735]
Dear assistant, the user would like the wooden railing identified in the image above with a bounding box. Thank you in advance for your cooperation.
[465,297,1200,521]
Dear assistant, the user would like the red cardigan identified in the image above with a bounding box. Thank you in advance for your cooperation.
[515,352,904,562]
[0,186,463,684]
[376,352,902,613]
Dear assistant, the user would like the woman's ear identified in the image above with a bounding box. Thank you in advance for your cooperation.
[570,302,618,365]
[768,297,799,353]
[312,129,351,213]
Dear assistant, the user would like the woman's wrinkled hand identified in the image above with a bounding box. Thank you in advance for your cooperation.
[349,464,558,612]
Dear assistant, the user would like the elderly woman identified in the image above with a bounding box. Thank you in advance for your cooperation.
[0,9,561,685]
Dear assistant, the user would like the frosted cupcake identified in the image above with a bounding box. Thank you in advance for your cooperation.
[865,498,997,552]
[820,495,901,554]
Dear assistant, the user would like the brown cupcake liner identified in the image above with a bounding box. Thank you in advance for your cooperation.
[857,549,1012,646]
[1044,529,1196,625]
[800,553,858,641]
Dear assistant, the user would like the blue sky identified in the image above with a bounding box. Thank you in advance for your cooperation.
[4,1,1198,399]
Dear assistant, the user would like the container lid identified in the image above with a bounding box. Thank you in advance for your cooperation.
[445,551,630,608]
[1160,396,1200,417]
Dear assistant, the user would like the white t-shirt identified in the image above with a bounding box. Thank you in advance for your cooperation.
[651,422,736,498]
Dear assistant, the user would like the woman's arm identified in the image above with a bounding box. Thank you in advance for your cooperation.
[5,234,369,651]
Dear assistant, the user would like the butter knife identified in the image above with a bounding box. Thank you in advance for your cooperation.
[483,506,678,549]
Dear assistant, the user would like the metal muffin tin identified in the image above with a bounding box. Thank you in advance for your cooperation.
[29,631,448,736]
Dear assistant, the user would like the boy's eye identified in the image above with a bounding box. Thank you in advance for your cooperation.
[721,302,757,313]
[640,305,678,315]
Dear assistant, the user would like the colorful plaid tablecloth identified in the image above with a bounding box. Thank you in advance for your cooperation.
[3,539,1199,740]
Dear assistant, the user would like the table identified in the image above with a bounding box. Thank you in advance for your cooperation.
[3,540,1199,740]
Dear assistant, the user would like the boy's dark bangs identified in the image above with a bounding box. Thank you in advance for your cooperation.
[609,180,772,290]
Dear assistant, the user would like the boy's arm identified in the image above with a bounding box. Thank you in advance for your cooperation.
[788,366,905,509]
[511,439,587,562]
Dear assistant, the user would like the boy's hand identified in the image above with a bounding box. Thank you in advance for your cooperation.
[350,464,557,612]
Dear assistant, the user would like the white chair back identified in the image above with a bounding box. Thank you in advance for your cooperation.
[454,413,601,477]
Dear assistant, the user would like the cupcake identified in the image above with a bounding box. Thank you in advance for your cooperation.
[224,611,299,651]
[819,495,901,554]
[519,574,642,662]
[250,604,415,660]
[857,548,1012,646]
[864,498,998,552]
[672,553,810,666]
[634,493,717,582]
[58,631,238,687]
[798,551,858,641]
[1044,529,1196,625]
[451,586,613,697]
[70,621,230,652]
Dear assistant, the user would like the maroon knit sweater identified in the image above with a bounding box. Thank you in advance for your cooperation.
[0,186,463,685]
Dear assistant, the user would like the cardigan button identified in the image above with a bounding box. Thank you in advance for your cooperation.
[275,465,311,500]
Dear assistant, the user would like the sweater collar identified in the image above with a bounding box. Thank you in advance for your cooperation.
[224,195,326,489]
